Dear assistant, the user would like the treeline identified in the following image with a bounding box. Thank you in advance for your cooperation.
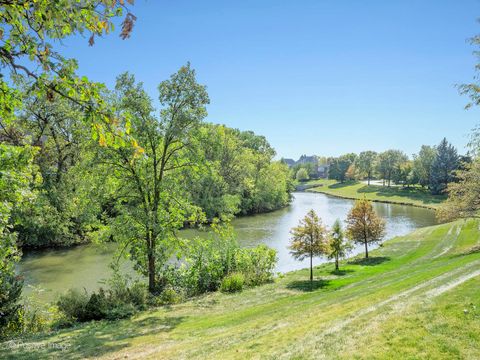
[292,138,465,195]
[0,76,292,250]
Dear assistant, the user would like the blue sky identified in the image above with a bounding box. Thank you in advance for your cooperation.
[62,0,480,159]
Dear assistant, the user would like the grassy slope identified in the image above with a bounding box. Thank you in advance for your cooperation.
[305,180,446,209]
[2,219,480,359]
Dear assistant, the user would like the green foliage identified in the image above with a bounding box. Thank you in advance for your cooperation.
[430,138,459,195]
[412,145,437,188]
[233,245,277,286]
[290,209,329,281]
[375,150,408,187]
[56,277,148,324]
[98,65,210,292]
[327,219,352,271]
[328,153,357,183]
[0,144,39,334]
[296,167,309,182]
[220,273,245,293]
[438,157,480,221]
[187,124,292,220]
[158,287,183,305]
[355,151,377,184]
[0,0,136,137]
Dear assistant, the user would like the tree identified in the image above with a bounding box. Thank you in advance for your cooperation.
[296,167,309,182]
[430,138,459,195]
[328,153,357,183]
[1,1,136,136]
[289,210,328,282]
[0,86,105,248]
[0,144,39,331]
[327,219,352,271]
[392,160,414,187]
[99,65,209,293]
[438,158,480,222]
[345,163,357,181]
[345,199,385,259]
[376,150,408,187]
[412,145,437,189]
[356,151,377,185]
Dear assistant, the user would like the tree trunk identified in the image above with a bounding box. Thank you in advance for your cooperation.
[367,172,371,186]
[147,233,156,293]
[310,252,313,282]
[335,255,339,271]
[364,239,369,259]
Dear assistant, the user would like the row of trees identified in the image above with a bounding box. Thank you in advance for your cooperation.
[290,199,386,281]
[0,67,292,293]
[326,138,463,194]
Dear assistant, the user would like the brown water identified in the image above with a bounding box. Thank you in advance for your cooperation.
[19,192,437,303]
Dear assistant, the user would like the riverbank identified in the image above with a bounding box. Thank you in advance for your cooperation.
[303,179,446,209]
[4,218,480,359]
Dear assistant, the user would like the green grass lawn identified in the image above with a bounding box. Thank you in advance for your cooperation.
[2,219,480,359]
[305,179,446,209]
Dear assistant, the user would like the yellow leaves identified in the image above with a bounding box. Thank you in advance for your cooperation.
[99,133,107,147]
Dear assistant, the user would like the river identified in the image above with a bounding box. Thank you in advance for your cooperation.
[19,192,437,303]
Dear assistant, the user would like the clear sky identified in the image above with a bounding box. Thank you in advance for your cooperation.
[61,0,480,159]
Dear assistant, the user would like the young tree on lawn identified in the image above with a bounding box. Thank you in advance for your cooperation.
[327,219,352,271]
[289,209,328,282]
[345,199,385,259]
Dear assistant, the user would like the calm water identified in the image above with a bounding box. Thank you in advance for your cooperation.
[20,192,437,303]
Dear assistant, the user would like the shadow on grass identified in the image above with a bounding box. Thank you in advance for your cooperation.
[328,181,357,189]
[1,314,186,359]
[348,256,390,266]
[330,269,354,276]
[356,185,445,204]
[286,279,330,292]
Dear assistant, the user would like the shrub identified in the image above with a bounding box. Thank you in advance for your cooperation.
[56,275,149,324]
[220,273,244,293]
[56,289,89,323]
[233,245,277,286]
[159,287,183,305]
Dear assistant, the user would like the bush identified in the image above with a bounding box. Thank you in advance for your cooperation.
[220,273,244,293]
[56,289,90,323]
[233,245,277,286]
[159,287,183,305]
[56,274,149,324]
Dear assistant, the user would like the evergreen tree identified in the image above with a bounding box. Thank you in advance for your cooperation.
[430,138,459,195]
[327,219,352,271]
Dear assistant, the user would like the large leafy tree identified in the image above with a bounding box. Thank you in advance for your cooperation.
[375,150,408,187]
[328,153,357,183]
[289,209,328,282]
[430,138,459,195]
[356,151,377,185]
[98,65,209,293]
[0,144,39,331]
[0,0,135,136]
[345,199,385,259]
[438,158,480,221]
[1,87,104,247]
[412,145,437,188]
